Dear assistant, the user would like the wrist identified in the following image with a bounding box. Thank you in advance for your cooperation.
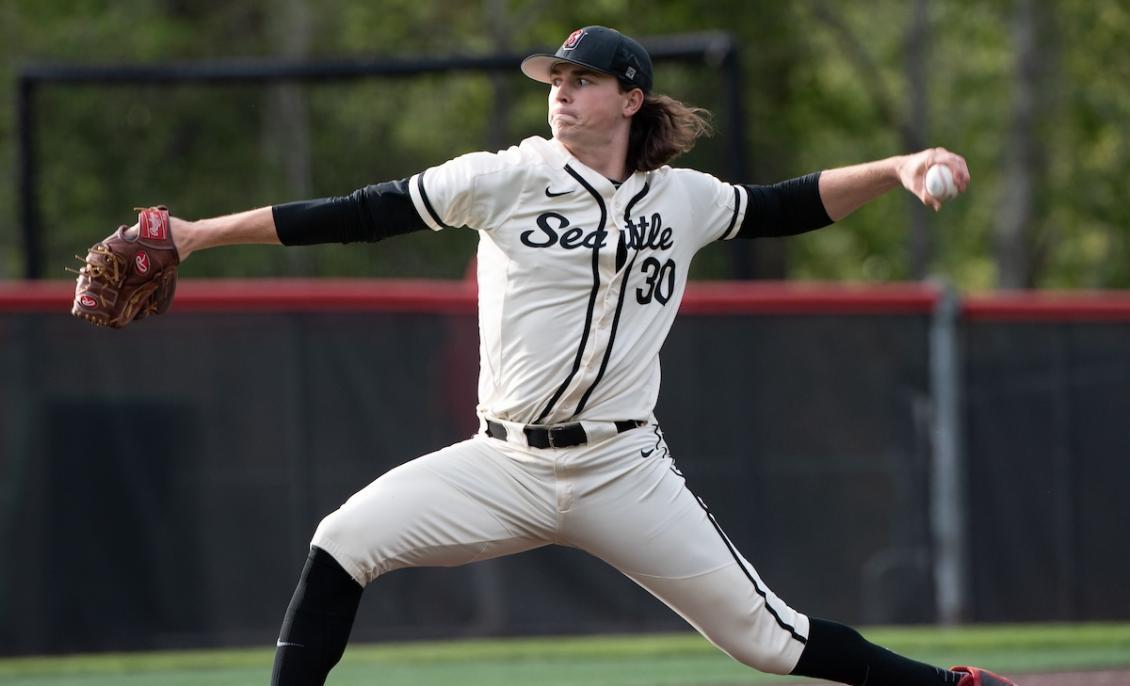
[170,217,201,261]
[892,154,919,191]
[887,155,909,186]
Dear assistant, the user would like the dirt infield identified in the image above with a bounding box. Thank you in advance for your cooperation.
[1014,669,1130,685]
[789,670,1130,686]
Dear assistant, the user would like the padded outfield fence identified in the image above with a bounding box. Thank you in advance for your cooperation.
[0,280,1128,655]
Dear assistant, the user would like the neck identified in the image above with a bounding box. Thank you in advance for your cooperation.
[557,130,631,182]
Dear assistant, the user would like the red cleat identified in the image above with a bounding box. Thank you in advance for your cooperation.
[951,665,1018,686]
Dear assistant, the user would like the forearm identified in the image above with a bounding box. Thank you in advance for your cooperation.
[172,206,280,260]
[817,156,905,222]
[170,180,427,261]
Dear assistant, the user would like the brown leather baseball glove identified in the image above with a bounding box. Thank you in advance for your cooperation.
[70,206,180,329]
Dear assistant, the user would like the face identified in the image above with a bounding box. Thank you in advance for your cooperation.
[547,63,642,147]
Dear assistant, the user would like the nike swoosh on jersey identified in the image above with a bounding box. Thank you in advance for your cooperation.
[545,186,573,197]
[640,448,655,458]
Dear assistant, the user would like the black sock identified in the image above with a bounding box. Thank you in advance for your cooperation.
[791,618,961,686]
[270,546,364,686]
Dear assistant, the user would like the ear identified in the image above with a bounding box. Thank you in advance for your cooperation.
[622,88,644,118]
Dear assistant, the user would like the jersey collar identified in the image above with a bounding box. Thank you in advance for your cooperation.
[545,137,645,199]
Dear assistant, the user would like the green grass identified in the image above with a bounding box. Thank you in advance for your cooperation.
[2,623,1129,686]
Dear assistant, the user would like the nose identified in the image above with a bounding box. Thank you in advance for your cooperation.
[553,82,572,103]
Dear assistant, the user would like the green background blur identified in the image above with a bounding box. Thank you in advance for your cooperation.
[2,0,1127,288]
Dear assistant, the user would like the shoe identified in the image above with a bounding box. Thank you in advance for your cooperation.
[951,665,1017,686]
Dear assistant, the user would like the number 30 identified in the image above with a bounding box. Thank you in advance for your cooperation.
[636,257,676,305]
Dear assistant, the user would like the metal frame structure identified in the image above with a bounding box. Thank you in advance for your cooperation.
[15,32,746,280]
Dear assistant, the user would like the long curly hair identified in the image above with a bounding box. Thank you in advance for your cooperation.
[625,92,713,172]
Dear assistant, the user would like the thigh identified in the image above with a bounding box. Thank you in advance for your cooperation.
[312,436,556,586]
[561,425,734,577]
[563,427,809,674]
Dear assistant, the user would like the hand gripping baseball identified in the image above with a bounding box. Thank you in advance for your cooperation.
[70,206,181,329]
[899,147,971,211]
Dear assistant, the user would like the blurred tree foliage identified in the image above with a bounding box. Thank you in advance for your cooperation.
[0,0,1126,288]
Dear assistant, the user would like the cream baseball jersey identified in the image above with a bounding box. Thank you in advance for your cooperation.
[408,135,749,426]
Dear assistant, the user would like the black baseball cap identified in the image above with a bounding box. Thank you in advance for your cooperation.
[521,26,653,94]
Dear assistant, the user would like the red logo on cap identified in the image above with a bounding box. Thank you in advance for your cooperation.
[135,252,151,274]
[79,293,97,309]
[562,29,585,50]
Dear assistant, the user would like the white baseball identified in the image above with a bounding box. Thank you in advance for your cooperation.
[925,164,958,200]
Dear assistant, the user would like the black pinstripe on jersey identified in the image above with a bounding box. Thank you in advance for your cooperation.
[572,180,651,418]
[534,164,606,424]
[416,170,452,229]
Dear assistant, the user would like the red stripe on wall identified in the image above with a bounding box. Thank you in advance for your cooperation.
[963,291,1130,322]
[0,281,76,311]
[0,279,479,314]
[169,279,479,314]
[679,281,938,314]
[4,280,1130,320]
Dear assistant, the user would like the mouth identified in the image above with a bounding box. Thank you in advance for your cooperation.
[549,114,578,133]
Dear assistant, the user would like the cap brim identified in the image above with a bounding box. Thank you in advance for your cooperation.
[520,54,618,85]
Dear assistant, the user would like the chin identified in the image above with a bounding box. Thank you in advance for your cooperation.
[551,125,575,142]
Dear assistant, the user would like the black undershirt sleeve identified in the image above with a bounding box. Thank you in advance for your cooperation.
[271,178,428,246]
[734,171,834,239]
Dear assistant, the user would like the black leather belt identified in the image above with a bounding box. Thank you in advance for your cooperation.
[485,419,646,449]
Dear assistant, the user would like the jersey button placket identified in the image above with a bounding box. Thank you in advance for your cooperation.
[559,221,622,416]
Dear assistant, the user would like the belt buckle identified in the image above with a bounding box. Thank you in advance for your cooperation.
[521,424,549,449]
[546,425,563,448]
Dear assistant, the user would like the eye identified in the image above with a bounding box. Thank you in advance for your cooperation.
[550,77,562,87]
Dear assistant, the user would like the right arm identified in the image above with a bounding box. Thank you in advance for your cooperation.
[157,179,428,261]
[157,147,511,261]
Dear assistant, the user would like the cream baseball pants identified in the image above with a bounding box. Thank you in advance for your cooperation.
[311,420,810,674]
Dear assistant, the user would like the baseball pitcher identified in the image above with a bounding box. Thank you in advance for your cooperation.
[72,25,1013,686]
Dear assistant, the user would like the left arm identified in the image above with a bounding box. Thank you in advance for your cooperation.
[734,148,970,240]
[819,147,970,220]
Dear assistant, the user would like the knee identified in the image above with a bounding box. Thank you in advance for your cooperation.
[707,611,809,675]
[311,508,350,548]
[309,510,371,585]
[723,641,798,676]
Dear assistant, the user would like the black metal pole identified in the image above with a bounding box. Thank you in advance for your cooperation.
[722,47,753,280]
[16,75,42,280]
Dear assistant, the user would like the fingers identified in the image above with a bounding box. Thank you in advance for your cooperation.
[916,147,971,210]
[928,147,971,192]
